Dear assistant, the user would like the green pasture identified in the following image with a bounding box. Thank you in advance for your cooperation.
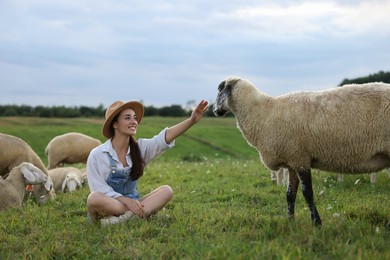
[0,116,258,164]
[0,117,389,259]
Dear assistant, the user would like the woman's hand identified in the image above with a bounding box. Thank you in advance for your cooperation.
[165,100,209,144]
[121,197,145,218]
[190,100,209,124]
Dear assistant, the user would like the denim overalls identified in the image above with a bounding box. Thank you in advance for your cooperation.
[106,154,140,200]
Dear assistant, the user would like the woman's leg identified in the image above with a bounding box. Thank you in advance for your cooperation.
[139,185,173,217]
[87,191,128,221]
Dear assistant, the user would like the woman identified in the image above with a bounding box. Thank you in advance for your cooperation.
[86,99,208,226]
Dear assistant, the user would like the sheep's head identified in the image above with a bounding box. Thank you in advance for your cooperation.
[61,173,82,193]
[33,175,56,206]
[213,76,241,116]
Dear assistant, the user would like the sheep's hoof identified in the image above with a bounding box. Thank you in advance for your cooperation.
[313,218,322,227]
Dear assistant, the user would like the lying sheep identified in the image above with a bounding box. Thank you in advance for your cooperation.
[0,133,55,205]
[213,76,390,226]
[45,132,101,169]
[48,167,83,193]
[0,162,51,210]
[79,168,88,186]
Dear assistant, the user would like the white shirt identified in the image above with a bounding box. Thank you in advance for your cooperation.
[86,128,175,198]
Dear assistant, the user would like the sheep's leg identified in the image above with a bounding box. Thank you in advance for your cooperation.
[286,170,299,220]
[298,169,322,226]
[370,173,377,183]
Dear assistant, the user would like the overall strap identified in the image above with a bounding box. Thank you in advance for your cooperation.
[106,153,117,172]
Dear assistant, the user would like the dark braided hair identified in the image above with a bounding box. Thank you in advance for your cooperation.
[129,135,145,180]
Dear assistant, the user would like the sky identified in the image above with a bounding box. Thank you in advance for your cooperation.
[1,0,390,108]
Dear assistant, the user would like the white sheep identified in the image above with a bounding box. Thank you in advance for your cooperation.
[0,162,51,210]
[45,132,101,169]
[213,76,390,226]
[368,169,390,183]
[0,133,55,205]
[271,168,288,186]
[78,167,88,186]
[48,167,83,193]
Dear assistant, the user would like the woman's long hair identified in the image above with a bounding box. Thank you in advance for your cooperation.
[129,135,145,180]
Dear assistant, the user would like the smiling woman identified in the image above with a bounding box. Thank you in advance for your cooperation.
[86,99,209,226]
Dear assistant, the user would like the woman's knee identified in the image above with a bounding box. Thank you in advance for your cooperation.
[160,185,173,199]
[87,191,104,208]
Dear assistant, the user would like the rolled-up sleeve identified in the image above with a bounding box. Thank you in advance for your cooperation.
[139,127,175,165]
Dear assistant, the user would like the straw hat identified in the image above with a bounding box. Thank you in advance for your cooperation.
[102,100,144,138]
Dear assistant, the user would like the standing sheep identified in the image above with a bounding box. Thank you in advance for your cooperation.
[271,168,288,186]
[213,76,390,226]
[48,167,83,193]
[0,162,51,210]
[0,133,55,205]
[45,132,101,169]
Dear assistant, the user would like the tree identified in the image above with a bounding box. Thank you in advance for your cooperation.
[159,105,187,117]
[339,71,390,86]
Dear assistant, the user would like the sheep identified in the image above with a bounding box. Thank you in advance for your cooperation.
[213,76,390,226]
[45,132,101,170]
[0,162,51,210]
[48,167,83,193]
[78,167,88,186]
[316,169,389,183]
[368,169,390,183]
[0,133,55,205]
[271,168,288,186]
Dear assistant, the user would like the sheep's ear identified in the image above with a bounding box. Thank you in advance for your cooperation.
[61,179,67,193]
[20,165,36,182]
[44,177,53,191]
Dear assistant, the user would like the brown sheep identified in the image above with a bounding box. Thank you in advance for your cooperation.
[0,133,55,205]
[214,76,390,226]
[45,132,101,169]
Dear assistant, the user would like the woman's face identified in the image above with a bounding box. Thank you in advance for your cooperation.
[112,108,139,136]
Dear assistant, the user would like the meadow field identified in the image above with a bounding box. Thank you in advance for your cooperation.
[0,117,389,259]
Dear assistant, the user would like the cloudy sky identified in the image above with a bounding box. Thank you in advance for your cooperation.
[1,0,389,108]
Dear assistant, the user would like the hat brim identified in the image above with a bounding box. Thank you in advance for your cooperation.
[102,101,144,139]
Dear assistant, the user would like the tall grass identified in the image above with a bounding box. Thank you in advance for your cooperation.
[0,117,389,259]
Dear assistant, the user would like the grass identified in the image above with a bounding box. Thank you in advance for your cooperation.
[0,117,389,259]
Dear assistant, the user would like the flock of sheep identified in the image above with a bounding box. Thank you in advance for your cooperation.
[0,132,101,210]
[1,76,389,227]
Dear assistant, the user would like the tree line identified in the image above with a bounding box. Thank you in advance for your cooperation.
[2,70,388,118]
[0,103,218,118]
[339,70,390,85]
